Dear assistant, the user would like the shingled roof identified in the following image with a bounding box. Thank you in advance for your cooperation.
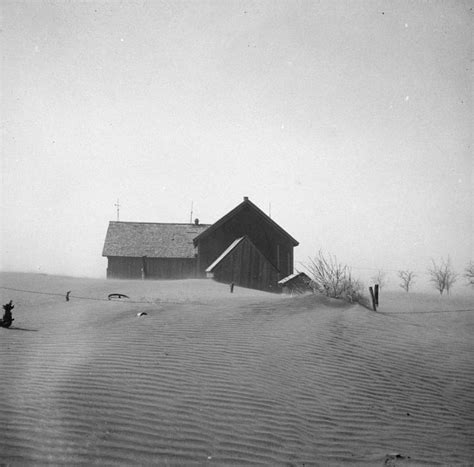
[102,222,210,258]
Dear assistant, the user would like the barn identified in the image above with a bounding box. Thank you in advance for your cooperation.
[102,197,299,291]
[102,221,210,279]
[193,197,298,279]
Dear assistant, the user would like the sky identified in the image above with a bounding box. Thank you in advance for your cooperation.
[1,0,472,290]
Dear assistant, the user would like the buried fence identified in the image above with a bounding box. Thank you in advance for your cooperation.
[369,284,379,311]
[0,286,171,305]
[0,285,473,315]
[365,283,474,314]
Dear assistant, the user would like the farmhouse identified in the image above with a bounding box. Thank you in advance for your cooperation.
[102,197,299,291]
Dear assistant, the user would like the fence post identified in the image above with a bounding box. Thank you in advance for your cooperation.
[369,286,377,311]
[374,284,379,306]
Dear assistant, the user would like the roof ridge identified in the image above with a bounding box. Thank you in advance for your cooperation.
[109,221,211,226]
[193,198,299,246]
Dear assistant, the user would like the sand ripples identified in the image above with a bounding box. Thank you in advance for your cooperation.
[1,288,474,465]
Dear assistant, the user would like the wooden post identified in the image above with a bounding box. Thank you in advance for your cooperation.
[369,286,377,311]
[230,282,234,293]
[374,284,379,306]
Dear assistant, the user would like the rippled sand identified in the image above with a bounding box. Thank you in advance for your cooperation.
[1,273,473,465]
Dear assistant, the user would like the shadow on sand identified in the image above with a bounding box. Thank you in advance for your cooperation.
[4,327,38,332]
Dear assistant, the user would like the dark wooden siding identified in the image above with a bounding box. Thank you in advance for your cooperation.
[197,205,294,278]
[210,238,280,292]
[107,256,197,279]
[281,277,313,294]
[107,257,142,279]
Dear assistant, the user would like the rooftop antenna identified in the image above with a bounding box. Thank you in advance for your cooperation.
[190,201,194,223]
[114,199,121,221]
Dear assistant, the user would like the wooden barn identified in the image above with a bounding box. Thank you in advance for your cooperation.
[193,197,298,280]
[102,221,210,279]
[102,197,299,292]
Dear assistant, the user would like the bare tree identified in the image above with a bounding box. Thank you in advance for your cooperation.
[371,269,388,290]
[305,250,362,302]
[463,261,474,287]
[398,270,415,292]
[427,257,458,295]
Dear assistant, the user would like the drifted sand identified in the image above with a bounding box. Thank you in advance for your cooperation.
[1,272,473,465]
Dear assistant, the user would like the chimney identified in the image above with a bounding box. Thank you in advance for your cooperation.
[243,196,249,201]
[194,218,199,225]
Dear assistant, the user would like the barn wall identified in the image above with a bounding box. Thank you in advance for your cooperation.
[197,205,294,278]
[107,256,197,279]
[211,239,280,292]
[146,257,197,279]
[107,257,142,279]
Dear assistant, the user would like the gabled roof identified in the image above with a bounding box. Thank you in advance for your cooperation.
[278,272,312,285]
[102,221,210,258]
[205,237,245,272]
[205,236,280,274]
[193,197,299,246]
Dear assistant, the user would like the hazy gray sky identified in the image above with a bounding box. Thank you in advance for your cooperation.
[1,0,472,288]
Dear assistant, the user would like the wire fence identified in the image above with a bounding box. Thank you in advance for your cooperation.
[0,286,156,305]
[1,285,473,315]
[376,308,474,314]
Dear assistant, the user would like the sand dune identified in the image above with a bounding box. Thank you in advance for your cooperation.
[1,272,473,465]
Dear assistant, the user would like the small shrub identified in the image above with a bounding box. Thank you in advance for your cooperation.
[305,250,364,304]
